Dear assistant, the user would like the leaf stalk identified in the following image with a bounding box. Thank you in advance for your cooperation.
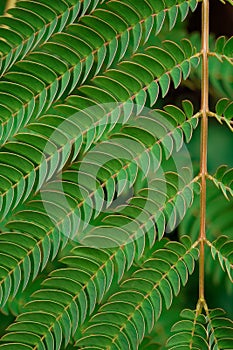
[199,0,209,301]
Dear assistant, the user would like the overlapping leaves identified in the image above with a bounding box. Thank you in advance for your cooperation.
[0,102,198,308]
[208,165,233,199]
[213,36,233,65]
[167,309,209,349]
[179,182,233,242]
[167,307,233,349]
[76,237,199,349]
[0,0,198,145]
[0,246,114,350]
[0,236,198,349]
[213,98,233,131]
[179,183,233,290]
[207,236,233,283]
[0,36,200,220]
[0,0,232,349]
[0,0,88,75]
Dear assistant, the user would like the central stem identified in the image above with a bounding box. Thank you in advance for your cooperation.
[199,0,209,301]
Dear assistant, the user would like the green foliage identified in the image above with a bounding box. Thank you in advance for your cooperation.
[0,0,232,349]
[76,238,199,349]
[167,308,233,349]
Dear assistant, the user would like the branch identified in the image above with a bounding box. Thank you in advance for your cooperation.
[199,0,209,301]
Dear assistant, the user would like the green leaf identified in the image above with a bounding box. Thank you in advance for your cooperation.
[209,165,233,199]
[0,0,83,76]
[207,308,233,349]
[208,236,233,282]
[159,74,171,97]
[167,308,208,349]
[76,238,198,348]
[0,246,114,348]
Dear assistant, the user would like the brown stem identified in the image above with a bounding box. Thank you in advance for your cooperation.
[199,0,209,301]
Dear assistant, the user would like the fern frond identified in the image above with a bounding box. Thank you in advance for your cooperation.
[0,0,100,76]
[206,308,233,349]
[0,231,44,308]
[191,32,233,99]
[0,0,232,348]
[0,100,118,221]
[79,38,200,109]
[189,33,233,100]
[179,182,233,241]
[76,237,199,349]
[82,170,200,250]
[206,236,233,283]
[0,162,198,308]
[0,100,199,221]
[0,101,196,302]
[207,165,233,199]
[167,308,208,349]
[210,36,233,65]
[167,307,233,350]
[0,246,114,349]
[0,1,199,145]
[210,98,233,131]
[0,237,198,349]
[100,0,198,38]
[179,183,233,290]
